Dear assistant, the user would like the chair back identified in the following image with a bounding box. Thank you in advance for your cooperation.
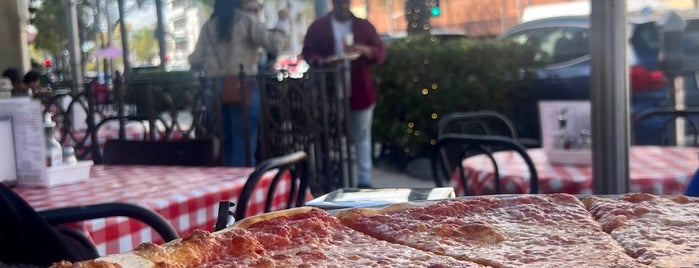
[437,111,519,139]
[217,151,309,226]
[0,184,178,266]
[102,138,219,166]
[633,107,699,146]
[431,133,538,195]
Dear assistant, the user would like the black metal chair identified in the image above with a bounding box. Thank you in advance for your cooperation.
[437,110,539,147]
[437,110,519,139]
[431,133,539,195]
[214,151,310,230]
[632,107,699,146]
[0,183,178,266]
[102,138,219,166]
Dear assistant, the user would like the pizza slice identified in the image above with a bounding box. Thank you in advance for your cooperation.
[582,193,699,267]
[53,207,484,267]
[336,193,645,267]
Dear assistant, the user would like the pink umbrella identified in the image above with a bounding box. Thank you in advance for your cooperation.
[95,45,123,59]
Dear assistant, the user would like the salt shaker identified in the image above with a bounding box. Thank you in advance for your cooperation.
[44,113,63,167]
[63,146,78,165]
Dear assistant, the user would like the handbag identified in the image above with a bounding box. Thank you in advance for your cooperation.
[206,28,252,106]
[221,74,252,106]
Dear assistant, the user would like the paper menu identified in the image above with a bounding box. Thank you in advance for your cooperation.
[0,97,46,183]
[0,118,16,184]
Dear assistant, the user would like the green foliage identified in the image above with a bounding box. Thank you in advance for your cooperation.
[131,28,158,63]
[372,36,538,162]
[33,0,68,54]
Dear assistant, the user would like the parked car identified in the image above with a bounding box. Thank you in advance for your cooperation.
[500,11,699,145]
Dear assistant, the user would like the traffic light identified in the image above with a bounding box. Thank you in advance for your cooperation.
[429,0,441,17]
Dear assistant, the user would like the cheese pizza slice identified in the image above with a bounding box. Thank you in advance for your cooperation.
[336,193,646,267]
[583,193,699,267]
[54,207,484,267]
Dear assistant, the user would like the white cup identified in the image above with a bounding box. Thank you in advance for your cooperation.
[344,34,354,46]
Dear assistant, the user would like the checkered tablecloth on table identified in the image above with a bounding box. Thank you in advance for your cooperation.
[14,165,306,255]
[452,146,698,196]
[61,120,187,149]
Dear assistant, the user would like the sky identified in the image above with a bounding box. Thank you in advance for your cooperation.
[125,0,157,30]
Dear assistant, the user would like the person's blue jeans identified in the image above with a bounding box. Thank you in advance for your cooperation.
[350,104,375,187]
[685,168,699,197]
[208,76,260,167]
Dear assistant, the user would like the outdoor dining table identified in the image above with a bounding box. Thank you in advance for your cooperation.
[13,164,305,256]
[452,146,698,196]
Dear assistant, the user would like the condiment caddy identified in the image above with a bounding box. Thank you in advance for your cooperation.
[1,98,92,188]
[539,101,592,166]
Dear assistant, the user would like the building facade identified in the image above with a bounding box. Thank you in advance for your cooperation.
[364,0,696,38]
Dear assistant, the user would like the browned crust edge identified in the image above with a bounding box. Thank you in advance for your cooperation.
[222,206,316,230]
[335,201,428,220]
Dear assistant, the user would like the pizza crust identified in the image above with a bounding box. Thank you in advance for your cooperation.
[51,252,155,268]
[95,253,155,267]
[226,206,315,230]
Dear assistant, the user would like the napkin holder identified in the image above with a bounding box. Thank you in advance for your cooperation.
[539,101,592,166]
[19,160,93,188]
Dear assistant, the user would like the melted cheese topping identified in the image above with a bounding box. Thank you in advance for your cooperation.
[337,193,644,267]
[206,208,485,267]
[585,193,699,267]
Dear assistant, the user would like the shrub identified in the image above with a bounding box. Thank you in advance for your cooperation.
[372,35,538,165]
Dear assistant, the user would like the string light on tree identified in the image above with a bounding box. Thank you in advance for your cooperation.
[405,0,430,36]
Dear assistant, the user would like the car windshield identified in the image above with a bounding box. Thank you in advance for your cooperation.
[505,26,589,65]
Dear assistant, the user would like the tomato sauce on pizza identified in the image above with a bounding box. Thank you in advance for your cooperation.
[337,193,644,267]
[53,193,699,267]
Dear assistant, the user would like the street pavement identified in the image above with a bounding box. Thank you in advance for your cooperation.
[371,165,434,188]
[162,111,434,188]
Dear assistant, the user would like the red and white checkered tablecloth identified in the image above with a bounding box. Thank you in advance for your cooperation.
[13,165,307,256]
[452,146,698,196]
[61,120,189,147]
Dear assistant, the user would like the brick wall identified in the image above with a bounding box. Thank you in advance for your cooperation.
[364,0,695,37]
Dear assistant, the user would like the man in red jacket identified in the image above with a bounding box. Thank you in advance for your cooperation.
[302,0,386,188]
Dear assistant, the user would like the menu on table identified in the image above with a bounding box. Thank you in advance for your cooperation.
[0,97,46,184]
[0,117,16,184]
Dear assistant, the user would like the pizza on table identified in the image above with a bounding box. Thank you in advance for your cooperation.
[54,193,699,267]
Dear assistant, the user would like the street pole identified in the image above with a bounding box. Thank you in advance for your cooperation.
[406,0,430,36]
[65,0,83,93]
[155,0,167,69]
[657,12,687,146]
[117,0,130,76]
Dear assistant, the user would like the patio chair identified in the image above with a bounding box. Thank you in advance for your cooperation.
[0,183,178,266]
[431,133,538,195]
[214,151,310,230]
[102,138,219,166]
[437,110,538,147]
[632,107,699,146]
[437,110,519,138]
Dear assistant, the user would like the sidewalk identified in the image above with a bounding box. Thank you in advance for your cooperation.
[371,164,434,188]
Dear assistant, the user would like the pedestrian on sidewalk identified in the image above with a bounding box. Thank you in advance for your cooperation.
[301,0,386,188]
[189,0,288,166]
